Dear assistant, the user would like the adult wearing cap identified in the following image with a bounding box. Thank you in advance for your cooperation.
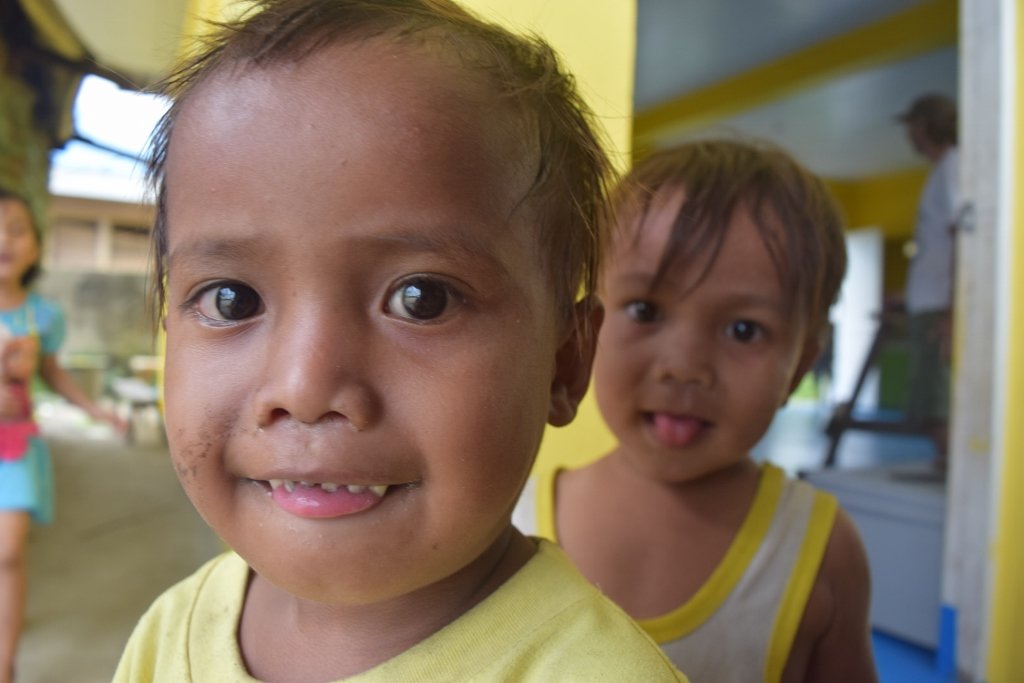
[897,92,959,470]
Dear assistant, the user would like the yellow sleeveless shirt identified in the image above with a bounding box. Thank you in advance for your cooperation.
[520,463,837,683]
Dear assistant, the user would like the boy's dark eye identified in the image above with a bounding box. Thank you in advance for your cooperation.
[196,283,262,322]
[387,277,456,322]
[728,319,762,343]
[625,300,660,323]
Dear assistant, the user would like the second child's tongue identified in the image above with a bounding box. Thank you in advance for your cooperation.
[651,413,703,447]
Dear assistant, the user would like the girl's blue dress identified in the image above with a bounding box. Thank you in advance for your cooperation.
[0,293,65,524]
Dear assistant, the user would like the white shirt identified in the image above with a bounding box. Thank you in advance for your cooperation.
[905,147,959,313]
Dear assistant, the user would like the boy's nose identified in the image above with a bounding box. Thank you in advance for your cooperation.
[652,328,715,389]
[253,314,380,430]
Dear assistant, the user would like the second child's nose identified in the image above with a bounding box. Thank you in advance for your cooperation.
[253,313,380,430]
[652,327,715,389]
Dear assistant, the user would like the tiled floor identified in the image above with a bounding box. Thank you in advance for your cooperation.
[14,399,954,682]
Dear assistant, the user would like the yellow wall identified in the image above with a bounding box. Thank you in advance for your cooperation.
[826,168,928,295]
[180,0,254,48]
[826,168,927,240]
[465,1,636,172]
[465,0,634,473]
[987,4,1024,679]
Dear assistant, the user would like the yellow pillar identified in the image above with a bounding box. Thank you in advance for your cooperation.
[987,3,1024,679]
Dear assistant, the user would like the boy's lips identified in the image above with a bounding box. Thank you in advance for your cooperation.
[645,411,709,448]
[250,478,415,519]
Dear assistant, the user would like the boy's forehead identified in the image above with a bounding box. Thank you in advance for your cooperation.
[611,187,686,253]
[172,38,540,208]
[607,186,790,280]
[163,37,550,272]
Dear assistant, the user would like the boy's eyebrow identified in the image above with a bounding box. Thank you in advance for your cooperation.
[351,229,519,284]
[615,270,785,310]
[369,229,506,263]
[166,229,515,279]
[166,236,264,270]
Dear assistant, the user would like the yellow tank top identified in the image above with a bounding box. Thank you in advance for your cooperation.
[525,463,838,683]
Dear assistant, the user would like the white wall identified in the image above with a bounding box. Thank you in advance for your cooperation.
[830,226,885,411]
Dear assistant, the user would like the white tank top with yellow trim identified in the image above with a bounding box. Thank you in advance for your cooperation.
[513,462,837,683]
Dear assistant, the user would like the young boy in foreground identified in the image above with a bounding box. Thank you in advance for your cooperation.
[519,139,878,682]
[113,1,686,680]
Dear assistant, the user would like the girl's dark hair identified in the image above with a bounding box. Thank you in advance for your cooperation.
[0,187,42,287]
[615,139,847,338]
[146,0,612,331]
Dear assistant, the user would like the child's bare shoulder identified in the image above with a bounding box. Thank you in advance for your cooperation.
[816,508,871,630]
[789,507,877,683]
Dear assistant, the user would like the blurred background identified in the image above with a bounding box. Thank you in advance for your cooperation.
[1,0,1020,681]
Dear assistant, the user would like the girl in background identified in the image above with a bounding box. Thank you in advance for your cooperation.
[0,187,122,683]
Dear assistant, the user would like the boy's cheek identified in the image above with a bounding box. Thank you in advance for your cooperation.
[168,435,214,484]
[162,360,228,473]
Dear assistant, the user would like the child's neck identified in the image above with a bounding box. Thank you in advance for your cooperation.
[558,454,763,620]
[664,458,761,507]
[238,527,535,681]
[612,456,760,533]
[0,283,28,311]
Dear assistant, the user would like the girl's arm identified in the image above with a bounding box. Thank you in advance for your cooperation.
[0,338,40,419]
[38,353,125,430]
[3,336,38,382]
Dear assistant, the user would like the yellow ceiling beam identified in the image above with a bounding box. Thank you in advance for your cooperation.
[634,0,958,148]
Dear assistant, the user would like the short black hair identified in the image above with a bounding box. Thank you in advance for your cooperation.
[613,139,847,339]
[897,93,957,146]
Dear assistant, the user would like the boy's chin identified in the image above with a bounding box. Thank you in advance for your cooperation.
[240,522,528,609]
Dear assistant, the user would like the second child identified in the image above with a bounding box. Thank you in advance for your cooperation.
[520,139,878,682]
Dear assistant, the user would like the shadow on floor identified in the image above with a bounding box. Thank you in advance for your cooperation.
[17,434,221,683]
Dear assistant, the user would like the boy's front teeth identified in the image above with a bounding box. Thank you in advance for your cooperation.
[268,479,388,497]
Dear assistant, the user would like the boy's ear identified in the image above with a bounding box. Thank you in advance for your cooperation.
[786,338,821,398]
[548,299,604,427]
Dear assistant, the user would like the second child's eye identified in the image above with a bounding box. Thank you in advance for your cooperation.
[625,300,660,323]
[386,277,459,322]
[728,319,762,343]
[195,283,263,322]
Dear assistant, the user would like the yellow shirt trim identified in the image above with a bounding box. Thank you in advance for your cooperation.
[538,463,786,644]
[763,490,838,683]
[638,464,785,643]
